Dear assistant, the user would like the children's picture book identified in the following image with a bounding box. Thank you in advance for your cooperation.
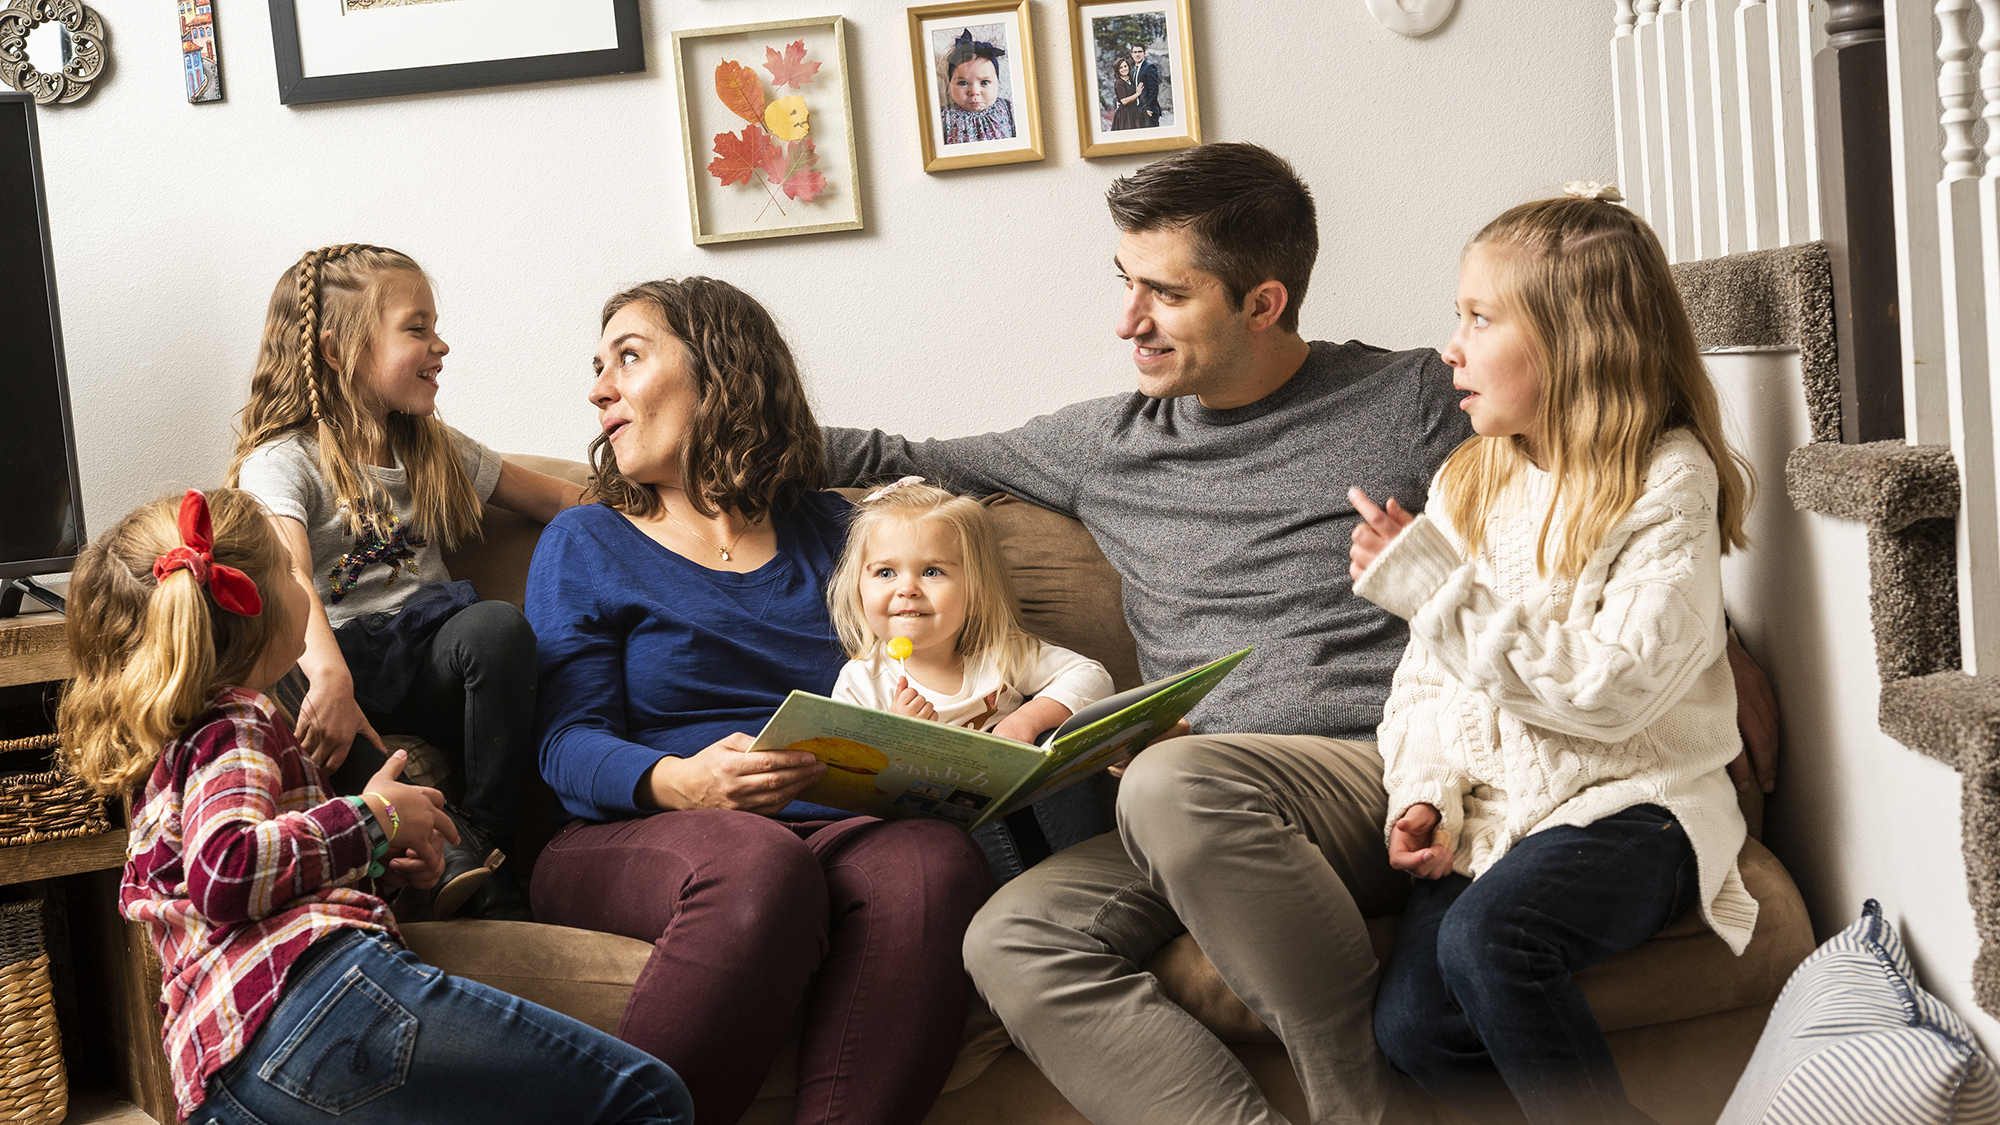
[752,647,1250,831]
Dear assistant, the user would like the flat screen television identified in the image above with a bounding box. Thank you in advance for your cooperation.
[0,92,84,617]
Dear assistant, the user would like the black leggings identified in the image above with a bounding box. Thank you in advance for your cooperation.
[321,600,538,844]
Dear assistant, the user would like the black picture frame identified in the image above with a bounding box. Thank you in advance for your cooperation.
[267,0,644,106]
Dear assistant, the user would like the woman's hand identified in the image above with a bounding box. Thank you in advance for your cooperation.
[296,672,384,772]
[1387,802,1455,880]
[1348,486,1415,583]
[645,733,827,815]
[889,678,939,722]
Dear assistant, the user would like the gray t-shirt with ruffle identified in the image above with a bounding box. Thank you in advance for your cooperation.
[236,429,501,627]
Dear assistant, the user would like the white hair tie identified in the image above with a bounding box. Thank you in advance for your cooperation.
[863,475,926,503]
[1562,181,1625,203]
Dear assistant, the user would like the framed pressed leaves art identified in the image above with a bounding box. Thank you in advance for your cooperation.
[906,0,1044,172]
[266,0,643,106]
[1067,0,1200,158]
[673,15,863,244]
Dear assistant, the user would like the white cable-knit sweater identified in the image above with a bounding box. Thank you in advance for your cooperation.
[1353,428,1757,955]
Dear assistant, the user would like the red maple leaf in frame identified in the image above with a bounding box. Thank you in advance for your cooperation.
[708,125,771,187]
[762,40,821,89]
[761,137,828,202]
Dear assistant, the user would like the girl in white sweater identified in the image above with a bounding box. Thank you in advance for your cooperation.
[1349,189,1755,1125]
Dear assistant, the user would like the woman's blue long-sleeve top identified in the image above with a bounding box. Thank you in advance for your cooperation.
[525,493,854,822]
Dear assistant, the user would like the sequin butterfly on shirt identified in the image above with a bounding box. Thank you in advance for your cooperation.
[326,503,426,603]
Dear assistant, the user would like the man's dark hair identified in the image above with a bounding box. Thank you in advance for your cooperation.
[1105,142,1318,333]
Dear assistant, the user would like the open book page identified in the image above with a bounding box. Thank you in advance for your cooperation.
[752,647,1250,832]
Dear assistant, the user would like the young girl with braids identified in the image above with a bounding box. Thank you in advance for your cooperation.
[1349,190,1756,1124]
[60,487,691,1125]
[228,244,579,920]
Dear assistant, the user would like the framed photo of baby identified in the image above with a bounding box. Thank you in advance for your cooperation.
[907,1,1045,172]
[1067,0,1200,158]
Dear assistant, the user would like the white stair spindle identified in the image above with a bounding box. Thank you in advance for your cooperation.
[1682,0,1724,258]
[1706,0,1748,253]
[1658,0,1696,259]
[1616,2,1646,208]
[1937,0,2000,672]
[1736,0,1782,248]
[1887,0,1951,442]
[1977,0,2000,637]
[1636,2,1668,226]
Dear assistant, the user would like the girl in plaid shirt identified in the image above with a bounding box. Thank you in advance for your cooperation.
[60,488,689,1125]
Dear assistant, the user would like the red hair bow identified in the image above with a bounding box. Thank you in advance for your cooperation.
[152,490,263,616]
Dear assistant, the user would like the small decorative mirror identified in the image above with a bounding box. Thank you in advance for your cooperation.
[0,0,107,105]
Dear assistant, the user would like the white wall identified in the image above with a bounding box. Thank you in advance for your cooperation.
[1711,350,2000,1055]
[31,0,1610,534]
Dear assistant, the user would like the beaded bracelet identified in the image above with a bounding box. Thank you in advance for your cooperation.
[362,791,401,844]
[342,796,389,879]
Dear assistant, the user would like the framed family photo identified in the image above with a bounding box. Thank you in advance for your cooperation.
[906,1,1044,172]
[672,16,863,245]
[1067,0,1200,158]
[267,0,643,106]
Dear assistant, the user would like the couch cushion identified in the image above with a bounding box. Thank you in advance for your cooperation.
[982,495,1143,691]
[405,917,1007,1099]
[1147,837,1814,1041]
[1718,899,2000,1125]
[441,454,590,608]
[401,919,650,1036]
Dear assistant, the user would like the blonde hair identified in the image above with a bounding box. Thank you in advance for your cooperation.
[828,483,1040,684]
[226,244,484,550]
[1437,196,1753,578]
[58,490,293,796]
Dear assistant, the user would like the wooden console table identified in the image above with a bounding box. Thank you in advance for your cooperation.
[0,610,172,1124]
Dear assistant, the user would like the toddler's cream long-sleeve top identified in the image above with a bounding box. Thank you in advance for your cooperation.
[1353,428,1756,954]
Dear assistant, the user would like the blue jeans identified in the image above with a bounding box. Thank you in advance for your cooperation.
[195,930,691,1125]
[1374,804,1699,1125]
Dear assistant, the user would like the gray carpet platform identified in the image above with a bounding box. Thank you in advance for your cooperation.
[1706,243,2000,1012]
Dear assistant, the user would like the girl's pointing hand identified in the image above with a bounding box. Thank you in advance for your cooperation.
[1349,486,1414,583]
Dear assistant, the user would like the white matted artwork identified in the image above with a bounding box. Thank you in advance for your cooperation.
[1067,0,1200,158]
[267,0,642,105]
[290,0,618,76]
[673,16,863,245]
[907,1,1043,172]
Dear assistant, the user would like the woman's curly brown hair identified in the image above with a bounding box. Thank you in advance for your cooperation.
[588,277,825,520]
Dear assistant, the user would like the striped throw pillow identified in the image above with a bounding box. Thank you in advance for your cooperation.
[1720,899,2000,1125]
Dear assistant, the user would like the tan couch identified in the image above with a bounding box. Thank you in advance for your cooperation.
[406,455,1814,1125]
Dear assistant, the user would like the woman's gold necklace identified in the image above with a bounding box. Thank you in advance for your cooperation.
[660,502,756,562]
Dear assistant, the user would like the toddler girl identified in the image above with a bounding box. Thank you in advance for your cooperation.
[60,488,689,1125]
[830,478,1111,745]
[940,29,1016,144]
[228,244,579,920]
[1349,189,1756,1125]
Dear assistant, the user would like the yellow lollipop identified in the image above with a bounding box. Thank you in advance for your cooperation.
[887,637,913,661]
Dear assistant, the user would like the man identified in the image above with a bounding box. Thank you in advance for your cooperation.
[823,143,1775,1125]
[1130,41,1162,127]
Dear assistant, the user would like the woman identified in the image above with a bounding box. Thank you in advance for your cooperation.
[524,277,989,1125]
[1110,55,1144,131]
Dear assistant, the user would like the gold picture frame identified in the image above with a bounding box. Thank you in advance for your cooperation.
[672,15,864,245]
[1067,0,1200,159]
[907,0,1045,172]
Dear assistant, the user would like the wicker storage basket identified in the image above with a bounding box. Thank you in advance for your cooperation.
[0,735,110,848]
[0,901,65,1124]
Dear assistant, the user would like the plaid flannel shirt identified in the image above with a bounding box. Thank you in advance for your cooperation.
[120,688,395,1118]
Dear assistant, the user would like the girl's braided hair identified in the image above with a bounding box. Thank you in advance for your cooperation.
[228,245,484,550]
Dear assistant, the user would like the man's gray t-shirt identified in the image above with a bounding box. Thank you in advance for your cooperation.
[237,429,502,628]
[824,340,1473,741]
